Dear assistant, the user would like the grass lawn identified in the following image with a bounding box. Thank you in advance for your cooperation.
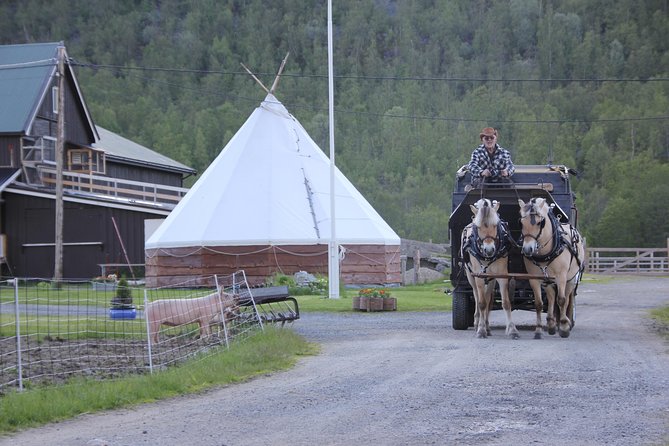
[295,280,452,312]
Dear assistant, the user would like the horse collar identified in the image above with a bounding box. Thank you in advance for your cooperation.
[465,220,511,263]
[524,212,566,264]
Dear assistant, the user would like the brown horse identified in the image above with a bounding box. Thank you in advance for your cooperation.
[461,198,518,339]
[518,198,585,339]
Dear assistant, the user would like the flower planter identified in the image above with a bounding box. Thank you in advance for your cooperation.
[368,297,384,311]
[353,296,391,312]
[382,297,397,311]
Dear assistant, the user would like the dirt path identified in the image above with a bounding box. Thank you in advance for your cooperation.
[2,276,668,446]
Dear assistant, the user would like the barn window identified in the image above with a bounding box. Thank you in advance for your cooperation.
[52,86,58,114]
[68,149,105,174]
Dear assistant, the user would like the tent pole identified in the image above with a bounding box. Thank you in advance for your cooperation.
[327,0,340,298]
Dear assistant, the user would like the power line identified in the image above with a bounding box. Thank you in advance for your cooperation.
[78,64,669,126]
[69,60,669,83]
[338,108,669,124]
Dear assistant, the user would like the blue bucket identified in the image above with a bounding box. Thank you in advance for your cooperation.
[109,308,137,320]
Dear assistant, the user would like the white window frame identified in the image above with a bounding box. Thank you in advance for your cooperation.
[52,86,58,114]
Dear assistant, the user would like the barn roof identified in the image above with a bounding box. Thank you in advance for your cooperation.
[0,42,97,139]
[94,126,196,176]
[0,42,59,133]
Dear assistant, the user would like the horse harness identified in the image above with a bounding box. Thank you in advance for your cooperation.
[461,219,513,279]
[519,210,584,282]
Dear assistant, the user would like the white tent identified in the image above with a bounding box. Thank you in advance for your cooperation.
[145,94,401,287]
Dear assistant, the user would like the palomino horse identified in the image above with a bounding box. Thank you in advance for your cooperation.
[461,198,518,339]
[518,197,585,339]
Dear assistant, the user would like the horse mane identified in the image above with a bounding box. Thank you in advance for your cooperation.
[473,199,499,228]
[520,198,550,226]
[522,198,547,217]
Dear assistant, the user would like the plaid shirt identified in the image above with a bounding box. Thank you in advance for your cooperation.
[467,144,515,179]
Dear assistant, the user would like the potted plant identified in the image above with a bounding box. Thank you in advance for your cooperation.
[109,277,136,319]
[354,288,395,312]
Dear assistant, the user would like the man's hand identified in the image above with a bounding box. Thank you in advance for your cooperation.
[501,169,508,177]
[481,169,491,177]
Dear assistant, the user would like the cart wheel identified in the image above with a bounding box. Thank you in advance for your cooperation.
[452,290,474,330]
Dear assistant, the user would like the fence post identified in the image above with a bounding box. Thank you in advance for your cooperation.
[13,278,23,391]
[144,289,154,374]
[413,248,420,285]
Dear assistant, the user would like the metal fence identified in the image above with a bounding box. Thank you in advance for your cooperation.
[0,272,263,391]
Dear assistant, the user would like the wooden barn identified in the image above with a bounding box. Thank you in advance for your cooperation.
[0,42,195,279]
[145,93,401,287]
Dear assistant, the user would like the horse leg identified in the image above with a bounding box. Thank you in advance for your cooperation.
[528,278,544,339]
[567,288,575,329]
[474,280,489,338]
[556,280,573,338]
[483,280,496,336]
[473,291,480,333]
[544,284,558,335]
[498,278,519,339]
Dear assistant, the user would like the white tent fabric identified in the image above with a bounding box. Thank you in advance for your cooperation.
[145,94,400,249]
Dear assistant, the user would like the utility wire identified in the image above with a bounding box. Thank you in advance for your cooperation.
[5,57,665,124]
[84,67,669,125]
[69,60,669,83]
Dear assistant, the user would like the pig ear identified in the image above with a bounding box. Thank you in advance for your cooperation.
[518,199,525,208]
[470,204,478,215]
[492,200,500,211]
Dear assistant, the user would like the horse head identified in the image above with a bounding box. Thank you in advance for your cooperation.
[469,198,501,257]
[518,198,550,256]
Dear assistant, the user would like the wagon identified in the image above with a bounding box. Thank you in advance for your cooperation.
[448,164,579,330]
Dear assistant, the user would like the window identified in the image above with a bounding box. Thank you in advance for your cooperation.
[42,136,56,163]
[52,86,58,114]
[67,149,105,174]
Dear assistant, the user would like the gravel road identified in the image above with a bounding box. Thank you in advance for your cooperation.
[2,276,668,446]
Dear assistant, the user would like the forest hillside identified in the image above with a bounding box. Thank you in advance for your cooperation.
[1,0,667,246]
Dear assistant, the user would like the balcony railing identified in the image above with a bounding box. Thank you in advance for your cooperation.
[37,166,189,208]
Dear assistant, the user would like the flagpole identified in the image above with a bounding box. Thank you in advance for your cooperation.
[327,0,340,298]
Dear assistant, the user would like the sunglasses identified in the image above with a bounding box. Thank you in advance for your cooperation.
[483,136,495,141]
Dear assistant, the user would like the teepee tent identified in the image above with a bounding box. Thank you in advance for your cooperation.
[145,94,401,287]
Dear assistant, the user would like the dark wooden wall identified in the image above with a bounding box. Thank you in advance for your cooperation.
[106,161,186,187]
[3,192,160,279]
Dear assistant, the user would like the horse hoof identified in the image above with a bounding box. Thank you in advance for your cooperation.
[476,331,487,339]
[511,333,520,340]
[547,326,557,336]
[559,329,571,338]
[534,332,542,340]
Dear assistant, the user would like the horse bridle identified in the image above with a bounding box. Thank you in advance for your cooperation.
[518,210,548,253]
[467,219,511,263]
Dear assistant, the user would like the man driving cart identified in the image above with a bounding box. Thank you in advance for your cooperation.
[468,127,515,186]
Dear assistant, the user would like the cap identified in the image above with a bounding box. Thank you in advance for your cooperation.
[479,127,498,139]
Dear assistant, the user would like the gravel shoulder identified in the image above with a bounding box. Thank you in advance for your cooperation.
[2,276,668,446]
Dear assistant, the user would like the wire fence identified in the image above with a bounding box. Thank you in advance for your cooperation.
[0,271,264,392]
